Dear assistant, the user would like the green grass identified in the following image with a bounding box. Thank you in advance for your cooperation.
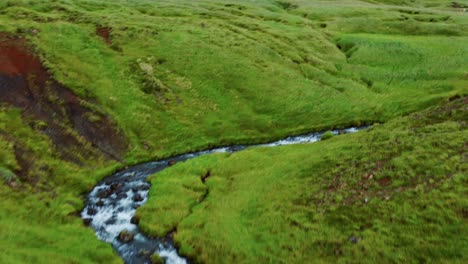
[0,108,122,263]
[0,0,466,262]
[1,0,466,161]
[137,97,467,263]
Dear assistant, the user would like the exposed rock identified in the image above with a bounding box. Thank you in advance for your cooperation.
[349,236,361,244]
[133,193,144,202]
[117,192,128,199]
[132,184,150,192]
[105,218,117,225]
[96,200,105,207]
[87,207,98,216]
[83,218,92,226]
[97,189,113,199]
[139,249,151,256]
[110,183,122,191]
[30,28,40,36]
[0,34,128,163]
[8,181,19,188]
[117,230,135,243]
[130,216,140,225]
[168,160,177,166]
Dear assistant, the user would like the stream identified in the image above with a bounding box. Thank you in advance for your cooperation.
[81,127,366,264]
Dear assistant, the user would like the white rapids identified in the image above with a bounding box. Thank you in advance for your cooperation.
[82,126,367,264]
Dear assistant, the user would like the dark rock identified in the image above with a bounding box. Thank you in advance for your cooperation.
[87,207,98,216]
[97,189,113,199]
[117,230,135,243]
[110,183,122,191]
[133,185,150,192]
[96,200,105,207]
[349,236,361,244]
[130,216,140,225]
[133,193,144,202]
[105,218,117,225]
[83,218,92,226]
[117,192,128,199]
[167,160,177,166]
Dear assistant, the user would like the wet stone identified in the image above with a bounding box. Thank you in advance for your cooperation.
[117,192,128,199]
[130,216,140,225]
[96,200,105,207]
[139,249,151,256]
[132,184,150,192]
[83,218,92,226]
[133,193,144,202]
[117,230,135,243]
[97,189,113,199]
[105,218,117,225]
[87,207,98,216]
[110,183,122,191]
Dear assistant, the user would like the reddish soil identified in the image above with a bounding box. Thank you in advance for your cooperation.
[0,34,127,163]
[96,26,112,45]
[377,176,392,186]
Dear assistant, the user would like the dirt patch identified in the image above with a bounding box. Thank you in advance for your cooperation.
[0,34,127,162]
[96,26,112,45]
[377,176,392,186]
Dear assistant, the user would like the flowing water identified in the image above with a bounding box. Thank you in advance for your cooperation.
[81,127,366,264]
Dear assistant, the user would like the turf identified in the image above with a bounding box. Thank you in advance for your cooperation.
[0,0,466,263]
[1,0,466,160]
[137,96,467,263]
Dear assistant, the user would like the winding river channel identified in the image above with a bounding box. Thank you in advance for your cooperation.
[81,127,366,264]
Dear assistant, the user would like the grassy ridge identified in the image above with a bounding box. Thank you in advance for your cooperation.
[137,97,467,263]
[0,108,121,263]
[1,0,466,161]
[0,0,466,262]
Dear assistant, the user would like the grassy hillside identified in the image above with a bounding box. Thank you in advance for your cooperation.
[0,0,466,263]
[1,0,466,159]
[137,96,467,263]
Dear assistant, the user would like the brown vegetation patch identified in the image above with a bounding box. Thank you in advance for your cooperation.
[0,34,127,162]
[96,26,112,45]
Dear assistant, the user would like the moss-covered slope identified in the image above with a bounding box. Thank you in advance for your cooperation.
[137,97,467,263]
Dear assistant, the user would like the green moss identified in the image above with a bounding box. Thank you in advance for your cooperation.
[151,254,165,264]
[0,167,16,183]
[138,98,467,263]
[321,131,334,140]
[0,0,466,262]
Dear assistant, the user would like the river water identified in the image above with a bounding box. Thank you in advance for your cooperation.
[81,127,365,264]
